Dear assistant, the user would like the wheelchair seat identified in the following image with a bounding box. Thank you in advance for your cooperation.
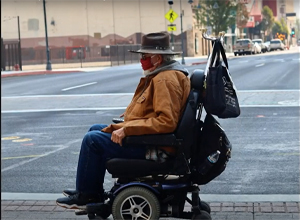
[106,69,205,178]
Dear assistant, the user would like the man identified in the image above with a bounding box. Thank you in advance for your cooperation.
[56,31,191,209]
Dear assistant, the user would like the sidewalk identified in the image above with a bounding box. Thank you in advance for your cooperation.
[1,55,217,78]
[1,199,299,220]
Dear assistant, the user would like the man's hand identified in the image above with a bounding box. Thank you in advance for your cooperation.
[111,127,126,146]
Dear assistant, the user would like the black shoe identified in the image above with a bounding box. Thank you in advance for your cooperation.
[56,193,103,210]
[63,189,77,197]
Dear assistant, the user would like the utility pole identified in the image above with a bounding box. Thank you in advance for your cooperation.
[43,0,52,70]
[17,16,22,70]
[180,0,185,65]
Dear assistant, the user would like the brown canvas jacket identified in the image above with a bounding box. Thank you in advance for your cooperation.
[102,69,190,136]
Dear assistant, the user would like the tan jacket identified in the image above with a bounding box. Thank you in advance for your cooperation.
[102,69,190,136]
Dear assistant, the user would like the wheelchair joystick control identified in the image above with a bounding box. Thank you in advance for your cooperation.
[198,150,220,175]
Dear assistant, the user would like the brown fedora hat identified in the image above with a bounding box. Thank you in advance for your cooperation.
[129,32,182,55]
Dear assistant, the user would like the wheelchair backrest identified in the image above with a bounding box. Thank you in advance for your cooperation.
[174,69,205,159]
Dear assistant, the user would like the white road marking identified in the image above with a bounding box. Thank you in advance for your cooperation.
[1,139,81,172]
[239,60,249,63]
[2,90,299,113]
[62,82,97,91]
[1,107,127,113]
[255,63,265,67]
[273,59,285,62]
[2,93,134,98]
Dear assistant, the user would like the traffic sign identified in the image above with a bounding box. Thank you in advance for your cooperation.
[165,9,178,23]
[213,2,219,9]
[168,24,177,31]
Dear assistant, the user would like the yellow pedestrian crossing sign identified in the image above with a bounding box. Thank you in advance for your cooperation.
[165,9,178,23]
[168,24,177,31]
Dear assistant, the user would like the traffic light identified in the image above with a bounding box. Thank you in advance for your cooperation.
[291,27,295,38]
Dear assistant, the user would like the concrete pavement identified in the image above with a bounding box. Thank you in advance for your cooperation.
[1,198,299,220]
[1,55,216,78]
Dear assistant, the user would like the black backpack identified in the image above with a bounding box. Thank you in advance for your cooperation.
[191,113,232,185]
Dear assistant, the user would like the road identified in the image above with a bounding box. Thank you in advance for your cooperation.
[1,50,299,196]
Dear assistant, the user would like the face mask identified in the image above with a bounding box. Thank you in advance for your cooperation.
[140,57,153,70]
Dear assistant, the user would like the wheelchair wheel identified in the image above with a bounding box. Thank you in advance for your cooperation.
[192,210,211,220]
[200,200,211,214]
[112,186,160,220]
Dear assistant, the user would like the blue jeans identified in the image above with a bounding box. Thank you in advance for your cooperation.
[76,124,146,194]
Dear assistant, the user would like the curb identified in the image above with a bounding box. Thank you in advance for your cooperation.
[1,70,83,78]
[190,61,208,65]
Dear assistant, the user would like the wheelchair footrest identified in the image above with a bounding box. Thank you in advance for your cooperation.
[179,211,193,219]
[86,202,111,219]
[75,209,87,215]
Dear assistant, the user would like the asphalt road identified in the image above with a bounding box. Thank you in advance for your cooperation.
[1,50,299,195]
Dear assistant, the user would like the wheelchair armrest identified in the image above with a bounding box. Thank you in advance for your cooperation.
[123,134,182,147]
[112,118,124,124]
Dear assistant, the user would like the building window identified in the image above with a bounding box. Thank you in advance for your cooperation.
[94,33,101,39]
[28,19,39,31]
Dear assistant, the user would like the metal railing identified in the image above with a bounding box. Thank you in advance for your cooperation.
[17,43,183,67]
[1,38,22,71]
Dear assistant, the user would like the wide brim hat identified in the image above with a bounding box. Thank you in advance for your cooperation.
[129,32,182,55]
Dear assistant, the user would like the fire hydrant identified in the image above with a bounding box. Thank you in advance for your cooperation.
[14,64,20,71]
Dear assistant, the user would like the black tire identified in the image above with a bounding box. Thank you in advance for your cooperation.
[234,53,237,56]
[112,186,160,220]
[192,210,212,220]
[200,201,211,214]
[96,204,111,219]
[86,203,111,219]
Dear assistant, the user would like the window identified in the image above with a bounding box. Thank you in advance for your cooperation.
[94,33,101,39]
[28,19,39,31]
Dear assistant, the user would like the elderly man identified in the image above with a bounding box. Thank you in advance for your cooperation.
[56,31,191,209]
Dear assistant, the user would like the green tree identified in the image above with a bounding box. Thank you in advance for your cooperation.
[236,3,249,38]
[279,18,289,36]
[272,18,289,38]
[272,20,283,36]
[194,0,237,36]
[260,6,275,39]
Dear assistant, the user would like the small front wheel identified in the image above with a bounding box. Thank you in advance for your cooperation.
[200,201,211,214]
[192,210,212,220]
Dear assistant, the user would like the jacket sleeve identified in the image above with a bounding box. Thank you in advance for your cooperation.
[121,78,183,136]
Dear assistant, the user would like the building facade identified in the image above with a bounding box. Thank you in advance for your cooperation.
[1,0,202,54]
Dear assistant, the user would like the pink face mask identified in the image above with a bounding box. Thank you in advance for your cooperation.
[140,56,153,70]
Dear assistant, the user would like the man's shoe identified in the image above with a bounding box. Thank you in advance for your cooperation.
[62,189,77,197]
[56,193,102,210]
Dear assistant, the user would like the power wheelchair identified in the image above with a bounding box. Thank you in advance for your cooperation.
[76,69,212,220]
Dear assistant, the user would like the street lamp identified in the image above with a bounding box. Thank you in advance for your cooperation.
[43,0,52,70]
[179,0,185,64]
[179,0,193,65]
[168,0,193,65]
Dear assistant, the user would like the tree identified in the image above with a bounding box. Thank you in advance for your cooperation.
[272,21,283,36]
[279,17,289,36]
[194,0,237,36]
[260,6,275,39]
[236,3,249,38]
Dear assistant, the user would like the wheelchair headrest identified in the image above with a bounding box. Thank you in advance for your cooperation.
[190,69,205,91]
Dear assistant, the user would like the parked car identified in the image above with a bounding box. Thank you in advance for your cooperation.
[269,39,285,51]
[252,39,267,53]
[233,39,258,56]
[297,39,300,46]
[264,41,271,52]
[253,42,262,54]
